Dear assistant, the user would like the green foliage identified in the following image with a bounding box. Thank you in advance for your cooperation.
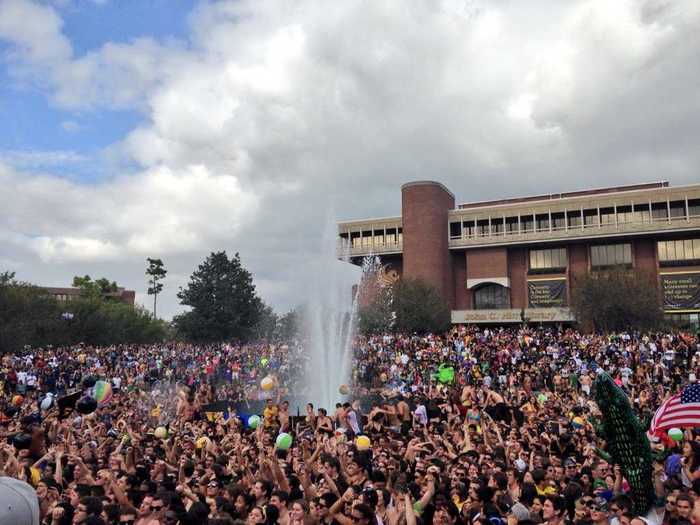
[359,278,450,335]
[146,258,168,319]
[253,303,279,341]
[72,275,119,300]
[0,271,167,353]
[358,286,394,335]
[174,251,263,342]
[392,279,451,334]
[570,268,663,332]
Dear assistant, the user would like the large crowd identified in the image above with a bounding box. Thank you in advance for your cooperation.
[2,327,700,525]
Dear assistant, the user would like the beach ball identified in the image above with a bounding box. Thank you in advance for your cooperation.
[335,428,347,442]
[248,415,261,429]
[380,373,388,383]
[12,395,24,407]
[356,435,371,451]
[196,436,210,449]
[669,428,684,442]
[154,426,168,439]
[276,432,293,450]
[40,394,54,411]
[76,396,98,415]
[93,380,113,406]
[339,384,350,395]
[572,417,584,429]
[261,376,275,391]
[261,358,269,367]
[401,354,409,365]
[537,393,547,404]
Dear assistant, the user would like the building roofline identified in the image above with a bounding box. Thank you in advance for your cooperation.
[401,180,455,198]
[457,181,670,210]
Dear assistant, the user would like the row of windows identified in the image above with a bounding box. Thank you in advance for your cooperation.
[590,244,632,267]
[450,198,700,239]
[528,244,631,271]
[340,228,403,249]
[658,239,700,262]
[529,248,567,270]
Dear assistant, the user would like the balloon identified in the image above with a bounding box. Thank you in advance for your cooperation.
[356,435,371,451]
[572,416,584,429]
[40,395,53,411]
[261,376,275,391]
[93,380,113,406]
[196,437,210,449]
[12,395,24,407]
[339,384,350,395]
[76,396,98,415]
[248,415,261,429]
[260,358,269,367]
[436,364,454,384]
[154,426,168,439]
[275,432,293,450]
[669,428,684,442]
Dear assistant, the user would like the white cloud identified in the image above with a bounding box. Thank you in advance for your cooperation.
[1,0,700,317]
[60,120,80,132]
[0,149,87,168]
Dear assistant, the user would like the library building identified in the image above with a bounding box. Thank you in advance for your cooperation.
[338,180,700,329]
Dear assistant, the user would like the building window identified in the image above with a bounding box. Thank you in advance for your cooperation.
[450,222,462,238]
[492,218,504,234]
[463,221,475,238]
[529,248,568,273]
[552,213,565,230]
[567,211,582,228]
[521,216,534,233]
[473,283,510,310]
[658,239,700,265]
[689,199,700,218]
[536,214,550,232]
[591,243,632,268]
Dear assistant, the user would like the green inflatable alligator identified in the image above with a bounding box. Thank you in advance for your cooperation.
[594,372,655,515]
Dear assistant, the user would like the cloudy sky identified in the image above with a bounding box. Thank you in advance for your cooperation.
[1,0,699,319]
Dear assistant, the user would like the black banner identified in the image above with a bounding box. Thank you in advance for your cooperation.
[528,279,567,308]
[662,273,700,310]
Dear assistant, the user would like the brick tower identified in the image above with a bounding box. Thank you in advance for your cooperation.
[401,181,455,304]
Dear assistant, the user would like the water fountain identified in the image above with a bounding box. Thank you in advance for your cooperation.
[302,222,383,412]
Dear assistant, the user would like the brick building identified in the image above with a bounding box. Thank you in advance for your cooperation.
[41,286,136,305]
[338,180,700,329]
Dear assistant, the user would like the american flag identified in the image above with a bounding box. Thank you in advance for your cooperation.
[650,384,700,433]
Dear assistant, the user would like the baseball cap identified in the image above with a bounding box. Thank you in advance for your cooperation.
[0,477,40,525]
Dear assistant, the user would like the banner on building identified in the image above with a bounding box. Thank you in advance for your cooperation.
[528,279,567,308]
[661,273,700,310]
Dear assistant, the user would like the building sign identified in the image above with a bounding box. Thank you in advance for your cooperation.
[452,308,575,324]
[661,273,700,310]
[528,279,567,308]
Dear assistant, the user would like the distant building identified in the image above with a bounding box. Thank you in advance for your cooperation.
[41,286,136,305]
[338,180,700,329]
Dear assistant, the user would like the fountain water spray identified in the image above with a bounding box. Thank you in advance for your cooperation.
[302,221,383,412]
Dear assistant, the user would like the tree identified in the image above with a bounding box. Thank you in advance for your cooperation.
[174,251,263,342]
[253,302,279,340]
[386,278,451,335]
[570,268,663,332]
[358,286,394,335]
[72,275,119,300]
[278,307,301,341]
[146,258,167,319]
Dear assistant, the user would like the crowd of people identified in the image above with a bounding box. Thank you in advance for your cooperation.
[1,327,700,525]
